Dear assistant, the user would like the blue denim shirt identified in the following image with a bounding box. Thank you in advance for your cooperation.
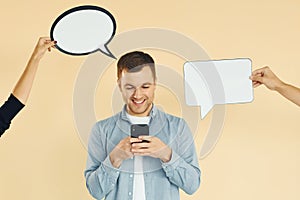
[84,105,201,200]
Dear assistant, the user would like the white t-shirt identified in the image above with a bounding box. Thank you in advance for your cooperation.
[126,113,150,200]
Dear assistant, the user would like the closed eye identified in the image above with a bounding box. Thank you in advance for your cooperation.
[125,86,134,90]
[142,84,151,89]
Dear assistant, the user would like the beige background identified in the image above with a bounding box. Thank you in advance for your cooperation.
[0,0,299,199]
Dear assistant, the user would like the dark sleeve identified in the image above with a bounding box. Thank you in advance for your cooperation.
[0,94,25,137]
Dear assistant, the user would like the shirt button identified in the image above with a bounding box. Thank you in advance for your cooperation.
[112,184,115,186]
[129,192,132,196]
[116,171,120,174]
[129,174,133,178]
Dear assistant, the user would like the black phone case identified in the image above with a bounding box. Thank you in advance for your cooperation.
[131,124,149,138]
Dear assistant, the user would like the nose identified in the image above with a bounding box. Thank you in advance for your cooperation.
[133,88,142,99]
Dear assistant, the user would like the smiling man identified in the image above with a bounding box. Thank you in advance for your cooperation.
[84,51,201,200]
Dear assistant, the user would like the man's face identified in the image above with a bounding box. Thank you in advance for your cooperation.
[118,65,156,117]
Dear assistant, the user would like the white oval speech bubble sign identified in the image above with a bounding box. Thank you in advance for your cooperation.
[50,5,116,59]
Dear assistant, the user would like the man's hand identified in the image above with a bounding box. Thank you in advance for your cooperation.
[131,136,172,163]
[109,137,142,168]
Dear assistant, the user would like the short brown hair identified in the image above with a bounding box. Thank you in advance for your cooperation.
[117,51,156,80]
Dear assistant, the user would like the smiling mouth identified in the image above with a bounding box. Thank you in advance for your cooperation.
[132,99,146,105]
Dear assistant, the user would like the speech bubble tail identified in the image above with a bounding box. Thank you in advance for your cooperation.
[200,103,213,119]
[99,44,116,59]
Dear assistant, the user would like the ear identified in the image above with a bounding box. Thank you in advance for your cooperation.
[153,78,157,89]
[117,79,122,92]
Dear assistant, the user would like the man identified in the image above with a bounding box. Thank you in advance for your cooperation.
[0,37,56,136]
[85,51,201,200]
[250,66,300,106]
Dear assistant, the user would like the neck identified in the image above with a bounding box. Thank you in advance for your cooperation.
[126,104,153,117]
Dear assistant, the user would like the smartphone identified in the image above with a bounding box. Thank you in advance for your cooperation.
[131,124,149,143]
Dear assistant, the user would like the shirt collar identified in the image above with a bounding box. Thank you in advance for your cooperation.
[117,104,165,136]
[120,104,157,122]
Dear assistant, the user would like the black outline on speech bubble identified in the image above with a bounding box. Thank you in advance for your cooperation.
[50,5,117,58]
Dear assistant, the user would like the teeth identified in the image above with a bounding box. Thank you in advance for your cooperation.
[134,100,144,104]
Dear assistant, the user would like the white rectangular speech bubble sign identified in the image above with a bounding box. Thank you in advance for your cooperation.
[184,58,253,119]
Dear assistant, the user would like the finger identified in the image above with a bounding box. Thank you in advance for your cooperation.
[46,40,57,48]
[252,80,259,86]
[130,138,142,143]
[131,142,151,149]
[250,73,262,80]
[253,80,262,87]
[138,135,152,142]
[250,75,263,83]
[42,41,56,52]
[252,66,269,76]
[252,71,263,77]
